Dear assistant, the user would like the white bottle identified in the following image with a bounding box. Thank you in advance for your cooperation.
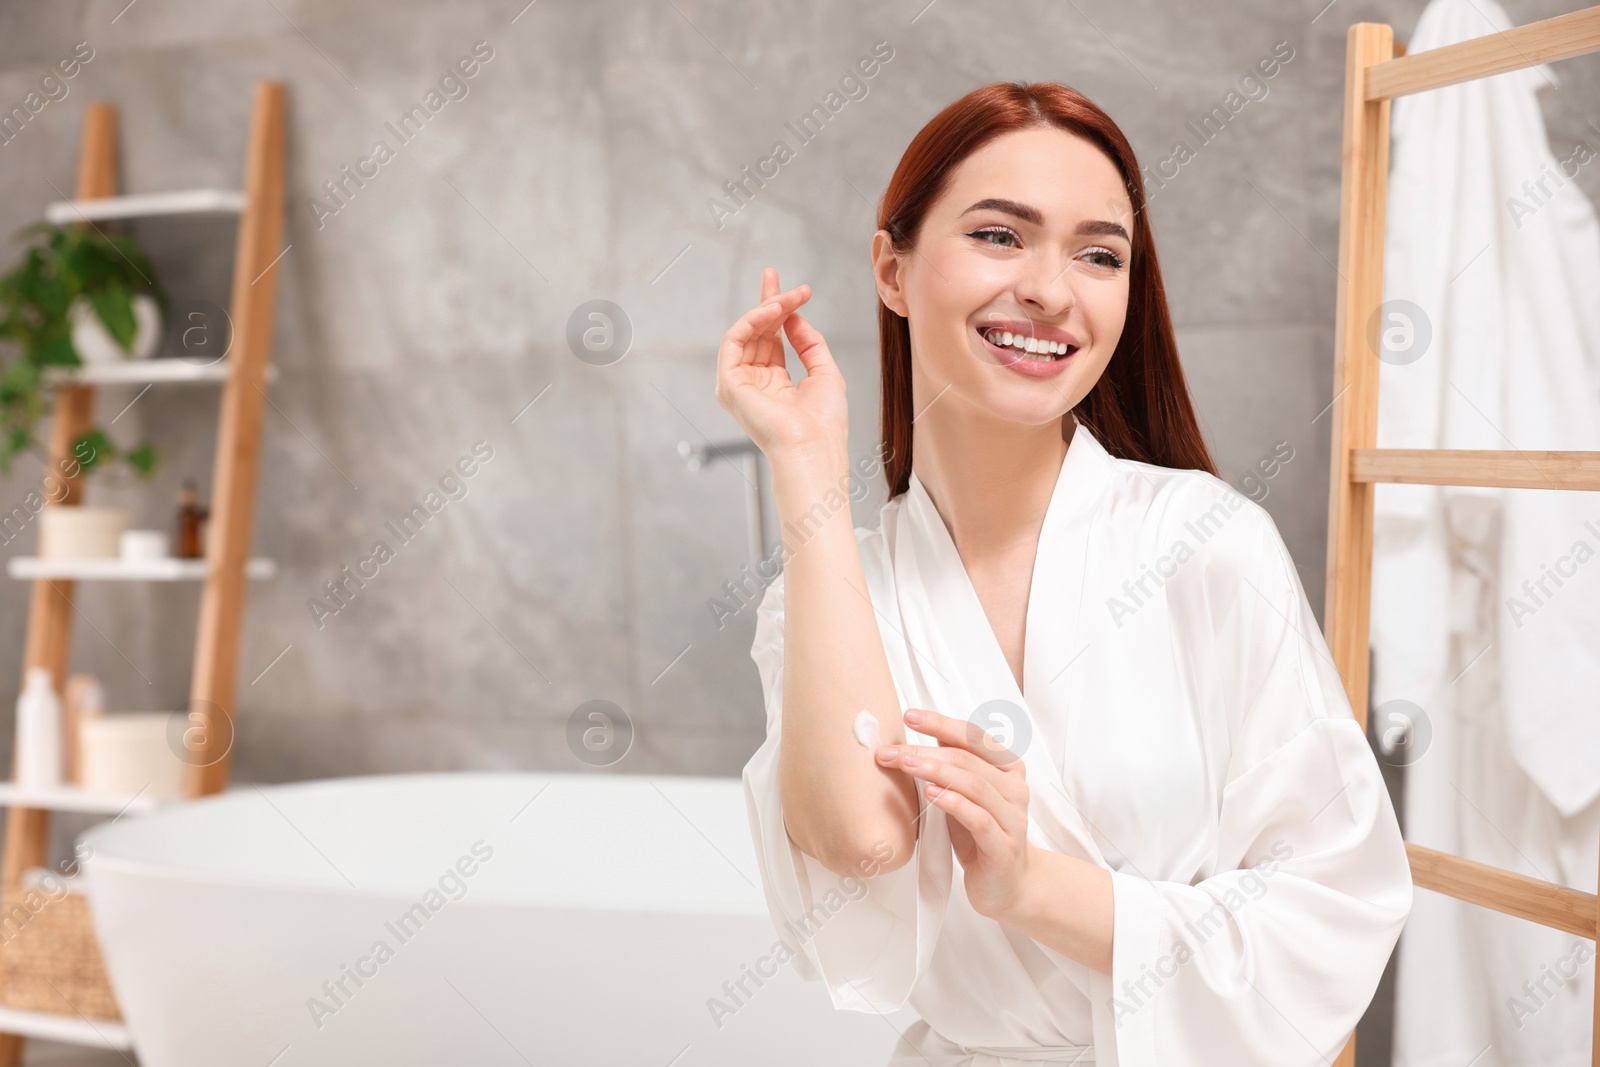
[15,667,63,788]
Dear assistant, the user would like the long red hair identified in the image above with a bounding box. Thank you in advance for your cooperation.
[876,81,1216,496]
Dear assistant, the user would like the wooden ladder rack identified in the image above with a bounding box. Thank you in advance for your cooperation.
[0,81,286,1062]
[1324,9,1600,1066]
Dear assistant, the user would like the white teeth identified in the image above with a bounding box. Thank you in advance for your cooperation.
[982,327,1074,360]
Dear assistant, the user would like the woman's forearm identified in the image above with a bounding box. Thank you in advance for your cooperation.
[1002,845,1115,975]
[771,449,919,877]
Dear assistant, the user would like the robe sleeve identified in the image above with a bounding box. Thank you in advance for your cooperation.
[740,547,954,1015]
[1087,498,1414,1066]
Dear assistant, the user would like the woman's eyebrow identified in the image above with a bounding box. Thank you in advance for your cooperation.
[960,198,1130,242]
[961,198,1044,225]
[1076,219,1131,243]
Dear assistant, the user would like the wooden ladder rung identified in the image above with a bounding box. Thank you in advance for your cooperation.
[1406,842,1599,939]
[1365,6,1600,100]
[1351,448,1600,490]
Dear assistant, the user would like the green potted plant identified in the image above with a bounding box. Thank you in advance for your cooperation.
[0,221,167,482]
[0,222,168,559]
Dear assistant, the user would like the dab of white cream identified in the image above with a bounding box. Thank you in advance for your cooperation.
[853,709,880,748]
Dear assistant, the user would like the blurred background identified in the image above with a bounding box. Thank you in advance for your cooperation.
[1,0,1595,783]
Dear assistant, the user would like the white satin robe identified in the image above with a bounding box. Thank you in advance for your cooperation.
[741,417,1414,1066]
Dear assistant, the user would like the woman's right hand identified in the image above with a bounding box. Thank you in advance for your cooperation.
[715,267,849,469]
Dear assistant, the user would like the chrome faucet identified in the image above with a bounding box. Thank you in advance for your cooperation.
[678,438,768,570]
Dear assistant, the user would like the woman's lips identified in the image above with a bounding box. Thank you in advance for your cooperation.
[975,326,1076,378]
[979,320,1080,351]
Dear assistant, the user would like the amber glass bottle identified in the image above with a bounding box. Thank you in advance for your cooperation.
[176,480,209,559]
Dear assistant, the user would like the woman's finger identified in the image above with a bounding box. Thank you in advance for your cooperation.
[879,746,1024,836]
[904,707,1025,770]
[780,305,838,377]
[715,287,809,378]
[882,741,1025,809]
[923,781,1010,857]
[750,283,810,355]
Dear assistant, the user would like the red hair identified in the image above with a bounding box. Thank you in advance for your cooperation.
[876,81,1216,496]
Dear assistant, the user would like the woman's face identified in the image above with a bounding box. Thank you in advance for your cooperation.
[873,126,1134,429]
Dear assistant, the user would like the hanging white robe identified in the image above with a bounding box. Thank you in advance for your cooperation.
[742,416,1414,1067]
[1371,0,1600,823]
[1372,2,1600,1063]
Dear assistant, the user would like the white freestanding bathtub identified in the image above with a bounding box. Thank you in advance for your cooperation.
[80,772,913,1067]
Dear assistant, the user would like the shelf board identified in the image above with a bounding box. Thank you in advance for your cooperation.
[44,187,246,225]
[0,1003,132,1051]
[0,782,161,816]
[42,359,278,386]
[7,557,277,582]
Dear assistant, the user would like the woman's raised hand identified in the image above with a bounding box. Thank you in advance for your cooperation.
[715,267,848,469]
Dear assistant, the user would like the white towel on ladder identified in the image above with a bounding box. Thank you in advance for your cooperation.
[1374,1,1600,1064]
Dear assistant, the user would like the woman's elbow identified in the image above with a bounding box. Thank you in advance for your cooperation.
[814,822,916,880]
[857,825,916,876]
[780,768,919,878]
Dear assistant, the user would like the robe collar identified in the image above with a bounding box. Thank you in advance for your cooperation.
[902,415,1115,706]
[893,415,1116,862]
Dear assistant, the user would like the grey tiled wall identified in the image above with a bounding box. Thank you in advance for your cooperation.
[0,0,1594,792]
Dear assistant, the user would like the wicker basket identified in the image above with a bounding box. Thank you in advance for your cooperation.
[0,880,122,1020]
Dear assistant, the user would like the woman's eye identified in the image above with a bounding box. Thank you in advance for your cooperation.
[1083,248,1126,270]
[968,227,1020,248]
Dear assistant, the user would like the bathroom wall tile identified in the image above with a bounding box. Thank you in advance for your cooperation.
[0,2,92,71]
[79,0,301,54]
[237,710,590,782]
[1176,321,1334,621]
[615,351,757,734]
[628,721,771,780]
[0,61,107,202]
[0,0,1474,790]
[235,358,632,737]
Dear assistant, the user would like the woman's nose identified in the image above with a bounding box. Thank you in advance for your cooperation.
[1014,251,1077,316]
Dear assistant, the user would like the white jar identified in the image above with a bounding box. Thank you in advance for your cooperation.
[79,713,186,799]
[38,506,130,558]
[119,528,170,561]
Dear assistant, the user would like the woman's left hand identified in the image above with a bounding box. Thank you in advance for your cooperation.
[876,706,1035,921]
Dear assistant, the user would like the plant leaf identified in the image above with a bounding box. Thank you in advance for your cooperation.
[6,426,31,457]
[0,359,41,401]
[73,428,111,474]
[90,287,137,352]
[125,442,158,477]
[37,329,79,367]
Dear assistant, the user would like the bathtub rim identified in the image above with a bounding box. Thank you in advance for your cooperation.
[78,769,781,919]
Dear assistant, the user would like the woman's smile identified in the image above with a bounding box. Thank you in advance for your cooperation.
[974,321,1079,378]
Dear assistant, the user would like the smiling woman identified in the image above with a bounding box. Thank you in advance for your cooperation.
[717,82,1412,1067]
